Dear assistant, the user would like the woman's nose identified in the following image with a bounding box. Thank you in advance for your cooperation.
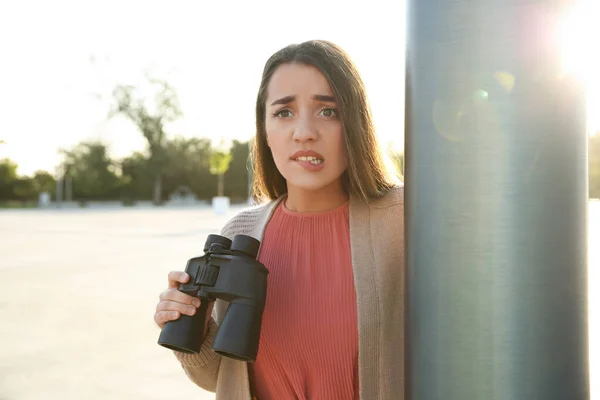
[292,115,318,142]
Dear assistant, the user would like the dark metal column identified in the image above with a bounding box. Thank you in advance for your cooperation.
[404,1,589,399]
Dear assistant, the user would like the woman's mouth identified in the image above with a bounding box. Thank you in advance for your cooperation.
[294,156,324,165]
[291,152,325,171]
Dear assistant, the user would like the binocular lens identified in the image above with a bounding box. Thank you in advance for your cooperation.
[230,235,260,259]
[203,234,232,252]
[212,302,262,362]
[158,300,209,354]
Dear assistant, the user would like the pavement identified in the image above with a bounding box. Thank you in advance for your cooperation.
[0,205,245,400]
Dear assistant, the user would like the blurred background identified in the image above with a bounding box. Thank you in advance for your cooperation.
[0,0,598,399]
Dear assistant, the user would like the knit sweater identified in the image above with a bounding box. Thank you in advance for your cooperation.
[173,185,405,400]
[250,199,358,399]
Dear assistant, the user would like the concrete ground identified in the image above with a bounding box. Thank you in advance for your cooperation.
[0,202,598,399]
[0,205,246,400]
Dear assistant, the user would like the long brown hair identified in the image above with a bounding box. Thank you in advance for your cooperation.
[252,40,400,203]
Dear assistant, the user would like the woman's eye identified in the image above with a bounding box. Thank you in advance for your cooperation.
[275,109,292,118]
[320,108,337,117]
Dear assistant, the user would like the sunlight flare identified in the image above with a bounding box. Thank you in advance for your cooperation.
[558,0,600,133]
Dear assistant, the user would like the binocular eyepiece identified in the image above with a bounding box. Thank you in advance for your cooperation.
[157,234,268,362]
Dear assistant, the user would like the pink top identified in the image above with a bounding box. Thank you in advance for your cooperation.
[250,199,359,400]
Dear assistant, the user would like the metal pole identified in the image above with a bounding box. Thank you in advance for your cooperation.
[404,1,589,399]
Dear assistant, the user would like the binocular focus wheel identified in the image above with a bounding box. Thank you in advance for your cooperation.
[204,234,233,253]
[231,235,260,259]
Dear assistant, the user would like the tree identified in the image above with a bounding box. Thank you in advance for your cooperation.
[224,140,251,201]
[0,158,19,199]
[60,141,125,200]
[209,139,233,197]
[0,158,56,202]
[110,77,182,205]
[31,171,56,195]
[120,151,154,201]
[12,178,36,201]
[162,136,213,199]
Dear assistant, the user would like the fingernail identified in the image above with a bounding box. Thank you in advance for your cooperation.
[193,299,201,307]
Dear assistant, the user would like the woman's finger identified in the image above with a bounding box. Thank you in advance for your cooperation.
[160,288,200,307]
[156,300,197,316]
[154,310,181,328]
[167,271,189,288]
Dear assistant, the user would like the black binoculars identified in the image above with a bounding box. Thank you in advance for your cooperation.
[157,234,269,362]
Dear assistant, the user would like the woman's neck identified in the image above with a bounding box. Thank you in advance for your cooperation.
[285,181,348,213]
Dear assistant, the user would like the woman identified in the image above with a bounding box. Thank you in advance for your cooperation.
[154,40,405,400]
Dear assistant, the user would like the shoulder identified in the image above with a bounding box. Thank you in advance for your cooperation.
[364,185,404,256]
[349,184,404,237]
[219,199,280,239]
[367,183,404,210]
[365,184,404,237]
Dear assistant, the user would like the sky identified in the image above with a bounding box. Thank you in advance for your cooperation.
[0,0,598,176]
[0,0,406,176]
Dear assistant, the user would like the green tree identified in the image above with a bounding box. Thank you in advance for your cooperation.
[0,159,56,202]
[12,178,36,201]
[120,151,154,201]
[224,140,251,201]
[31,171,56,195]
[60,141,125,200]
[110,78,182,205]
[0,158,19,199]
[209,139,233,198]
[162,136,213,199]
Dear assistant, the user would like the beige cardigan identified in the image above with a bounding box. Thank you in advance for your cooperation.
[173,186,405,399]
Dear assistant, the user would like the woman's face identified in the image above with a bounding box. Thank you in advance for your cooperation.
[264,63,348,194]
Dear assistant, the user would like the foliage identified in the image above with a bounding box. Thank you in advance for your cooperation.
[115,137,248,201]
[59,141,127,200]
[0,158,19,199]
[110,78,182,204]
[209,139,233,175]
[3,131,600,205]
[209,139,234,197]
[209,150,233,176]
[224,140,251,200]
[161,136,213,200]
[31,171,56,194]
[0,158,57,202]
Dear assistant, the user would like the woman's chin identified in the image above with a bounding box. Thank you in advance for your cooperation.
[284,176,343,193]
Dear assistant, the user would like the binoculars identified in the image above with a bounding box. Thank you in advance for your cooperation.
[157,234,269,362]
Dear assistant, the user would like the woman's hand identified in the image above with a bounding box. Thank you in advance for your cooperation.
[154,271,201,329]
